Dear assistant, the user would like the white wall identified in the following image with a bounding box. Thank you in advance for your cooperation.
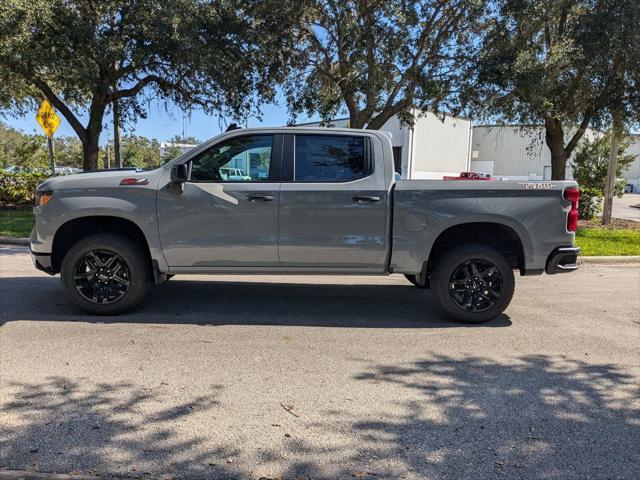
[409,111,471,179]
[472,125,598,180]
[623,138,640,185]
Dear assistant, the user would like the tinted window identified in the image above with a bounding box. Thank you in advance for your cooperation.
[295,135,366,182]
[190,135,273,182]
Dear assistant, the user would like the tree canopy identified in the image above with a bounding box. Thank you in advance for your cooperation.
[0,0,298,170]
[285,0,485,129]
[473,0,640,179]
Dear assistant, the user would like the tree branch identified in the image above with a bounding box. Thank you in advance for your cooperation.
[564,110,592,157]
[110,74,173,101]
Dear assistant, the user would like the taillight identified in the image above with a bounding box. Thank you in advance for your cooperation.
[564,187,580,232]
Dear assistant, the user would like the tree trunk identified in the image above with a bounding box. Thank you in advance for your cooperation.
[602,115,622,225]
[82,135,101,171]
[349,112,367,129]
[82,102,106,171]
[544,118,568,180]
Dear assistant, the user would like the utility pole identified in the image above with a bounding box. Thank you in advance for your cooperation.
[602,114,622,225]
[106,142,111,169]
[113,89,122,168]
[47,137,55,176]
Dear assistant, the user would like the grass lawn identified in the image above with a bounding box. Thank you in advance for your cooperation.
[0,210,34,238]
[576,227,640,256]
[1,209,638,256]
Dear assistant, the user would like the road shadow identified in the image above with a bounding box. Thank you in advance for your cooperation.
[0,377,234,478]
[2,356,637,479]
[273,354,640,479]
[0,276,512,329]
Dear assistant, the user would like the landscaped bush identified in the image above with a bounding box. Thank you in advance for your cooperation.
[0,171,49,205]
[572,132,635,220]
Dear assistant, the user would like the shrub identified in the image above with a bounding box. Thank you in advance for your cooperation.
[0,171,49,205]
[578,186,603,220]
[571,132,635,220]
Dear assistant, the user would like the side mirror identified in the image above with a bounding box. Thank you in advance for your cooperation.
[171,164,188,182]
[169,164,188,194]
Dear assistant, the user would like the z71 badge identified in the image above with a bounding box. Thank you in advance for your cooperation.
[519,182,556,189]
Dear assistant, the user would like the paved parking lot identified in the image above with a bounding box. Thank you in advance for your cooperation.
[613,193,640,221]
[1,245,639,479]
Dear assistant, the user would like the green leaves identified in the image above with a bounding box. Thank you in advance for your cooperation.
[286,0,486,129]
[0,0,300,169]
[572,131,636,219]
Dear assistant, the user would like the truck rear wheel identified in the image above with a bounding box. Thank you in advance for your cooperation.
[430,244,515,323]
[60,233,151,315]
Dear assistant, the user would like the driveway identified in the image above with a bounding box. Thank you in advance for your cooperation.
[612,193,640,221]
[1,245,639,479]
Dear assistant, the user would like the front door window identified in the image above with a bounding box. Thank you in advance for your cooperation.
[190,135,273,182]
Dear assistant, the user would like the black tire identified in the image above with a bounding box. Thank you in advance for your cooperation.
[404,274,427,288]
[60,233,151,315]
[431,244,515,323]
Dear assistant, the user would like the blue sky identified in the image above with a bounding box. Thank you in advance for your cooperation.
[1,97,319,145]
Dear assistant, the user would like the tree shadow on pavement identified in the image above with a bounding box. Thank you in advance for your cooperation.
[273,354,640,479]
[0,377,236,478]
[0,277,512,329]
[1,356,638,479]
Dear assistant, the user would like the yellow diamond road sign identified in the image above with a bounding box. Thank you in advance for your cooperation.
[36,99,61,138]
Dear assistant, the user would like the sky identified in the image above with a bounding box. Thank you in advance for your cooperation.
[1,95,319,145]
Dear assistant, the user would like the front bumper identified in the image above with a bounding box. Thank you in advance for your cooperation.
[546,246,580,274]
[31,249,54,275]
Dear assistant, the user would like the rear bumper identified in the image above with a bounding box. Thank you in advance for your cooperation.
[31,249,54,275]
[546,247,580,274]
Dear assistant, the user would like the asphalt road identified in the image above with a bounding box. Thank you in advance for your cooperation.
[1,245,639,480]
[612,193,640,221]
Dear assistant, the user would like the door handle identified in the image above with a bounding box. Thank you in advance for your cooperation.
[246,194,274,202]
[353,195,381,203]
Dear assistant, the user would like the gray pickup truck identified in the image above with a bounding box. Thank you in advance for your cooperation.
[30,127,581,322]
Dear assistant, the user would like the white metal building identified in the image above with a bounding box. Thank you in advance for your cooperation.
[624,136,640,191]
[159,142,197,158]
[471,125,640,191]
[470,125,603,180]
[298,109,472,179]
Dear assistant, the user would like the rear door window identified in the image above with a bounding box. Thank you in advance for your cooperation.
[294,135,368,182]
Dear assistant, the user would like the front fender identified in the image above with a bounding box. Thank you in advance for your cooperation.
[31,187,167,271]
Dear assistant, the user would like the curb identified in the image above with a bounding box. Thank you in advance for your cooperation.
[0,236,29,245]
[0,471,100,480]
[580,255,640,264]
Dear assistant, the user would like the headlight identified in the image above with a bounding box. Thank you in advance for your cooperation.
[35,190,53,206]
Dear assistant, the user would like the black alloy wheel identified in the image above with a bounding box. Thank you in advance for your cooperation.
[448,259,502,313]
[73,249,131,304]
[61,233,151,315]
[430,244,515,323]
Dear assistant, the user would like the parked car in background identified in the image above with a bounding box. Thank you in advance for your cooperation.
[219,167,251,181]
[55,166,82,175]
[30,127,581,323]
[443,171,495,180]
[3,166,28,173]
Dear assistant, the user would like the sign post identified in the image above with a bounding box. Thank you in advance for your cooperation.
[35,99,61,176]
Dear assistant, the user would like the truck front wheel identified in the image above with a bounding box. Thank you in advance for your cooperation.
[60,233,151,315]
[430,244,515,323]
